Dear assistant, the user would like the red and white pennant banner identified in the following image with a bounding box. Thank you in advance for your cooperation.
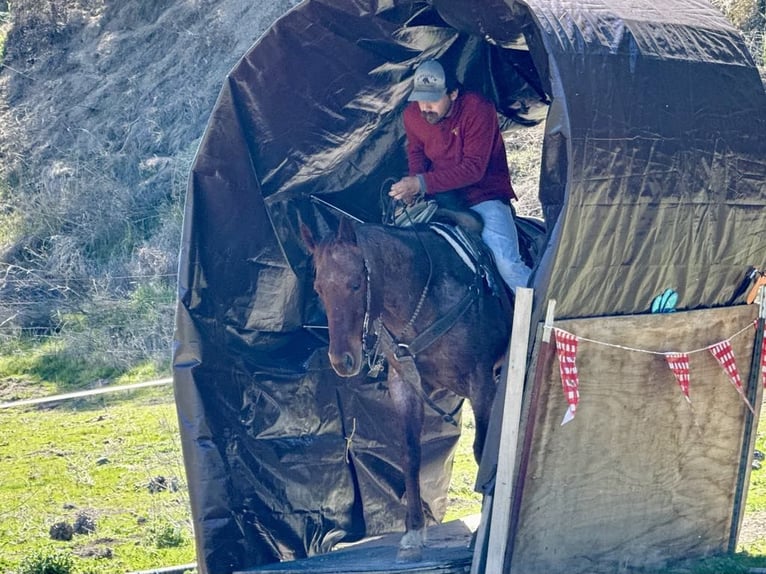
[664,353,691,403]
[554,328,579,425]
[708,340,755,415]
[554,321,761,426]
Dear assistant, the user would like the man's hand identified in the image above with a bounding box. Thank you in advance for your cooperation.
[389,176,421,205]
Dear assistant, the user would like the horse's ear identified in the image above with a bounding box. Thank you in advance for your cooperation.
[300,222,317,254]
[337,217,357,243]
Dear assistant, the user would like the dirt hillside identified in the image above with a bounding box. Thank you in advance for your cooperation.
[0,0,298,332]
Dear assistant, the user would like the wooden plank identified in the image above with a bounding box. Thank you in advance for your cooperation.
[468,493,492,574]
[471,300,555,574]
[484,287,534,573]
[505,300,557,562]
[238,515,478,573]
[238,546,469,574]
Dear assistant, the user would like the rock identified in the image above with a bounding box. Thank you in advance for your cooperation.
[148,475,168,493]
[74,511,96,534]
[74,544,113,559]
[49,521,74,541]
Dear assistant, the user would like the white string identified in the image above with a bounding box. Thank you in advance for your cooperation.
[344,417,356,464]
[554,321,755,356]
[0,378,173,409]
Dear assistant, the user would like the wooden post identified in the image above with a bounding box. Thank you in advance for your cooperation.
[469,492,493,574]
[729,286,766,551]
[477,287,534,573]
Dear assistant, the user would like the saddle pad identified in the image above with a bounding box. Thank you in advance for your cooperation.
[428,222,498,294]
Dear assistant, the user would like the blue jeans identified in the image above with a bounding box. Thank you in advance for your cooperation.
[470,200,531,293]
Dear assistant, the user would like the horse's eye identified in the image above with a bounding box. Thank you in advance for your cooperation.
[350,282,361,292]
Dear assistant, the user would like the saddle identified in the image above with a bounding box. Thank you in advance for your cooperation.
[392,189,482,232]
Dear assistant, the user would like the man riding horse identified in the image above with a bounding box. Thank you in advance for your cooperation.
[389,59,531,295]
[301,58,531,563]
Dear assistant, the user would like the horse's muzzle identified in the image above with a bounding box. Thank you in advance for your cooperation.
[328,350,361,377]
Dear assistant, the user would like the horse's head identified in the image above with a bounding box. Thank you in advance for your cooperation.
[301,218,368,377]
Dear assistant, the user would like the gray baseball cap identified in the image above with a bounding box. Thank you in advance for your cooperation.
[407,60,448,102]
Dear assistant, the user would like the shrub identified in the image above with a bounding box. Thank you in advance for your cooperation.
[18,547,74,574]
[147,520,186,549]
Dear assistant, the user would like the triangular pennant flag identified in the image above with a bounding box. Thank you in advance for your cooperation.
[554,329,579,425]
[664,352,691,402]
[708,340,755,414]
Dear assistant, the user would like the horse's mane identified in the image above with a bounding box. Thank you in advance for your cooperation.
[355,224,468,284]
[356,223,502,291]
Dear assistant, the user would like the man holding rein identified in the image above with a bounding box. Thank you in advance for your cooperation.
[390,59,531,294]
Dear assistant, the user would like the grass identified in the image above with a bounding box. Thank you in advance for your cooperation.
[0,336,169,401]
[0,8,8,64]
[0,180,21,247]
[739,420,766,561]
[444,405,482,522]
[0,385,195,574]
[0,374,482,573]
[0,338,120,391]
[745,423,766,511]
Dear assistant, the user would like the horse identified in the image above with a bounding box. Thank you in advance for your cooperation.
[301,216,513,562]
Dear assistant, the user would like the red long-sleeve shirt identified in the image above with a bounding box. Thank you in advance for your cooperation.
[403,92,516,207]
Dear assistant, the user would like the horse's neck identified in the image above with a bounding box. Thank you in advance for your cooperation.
[358,227,434,333]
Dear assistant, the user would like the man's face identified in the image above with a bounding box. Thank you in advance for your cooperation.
[417,91,456,124]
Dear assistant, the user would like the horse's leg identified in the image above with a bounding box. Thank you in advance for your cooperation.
[388,365,426,562]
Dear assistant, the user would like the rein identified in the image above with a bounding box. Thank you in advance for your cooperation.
[396,275,481,356]
[361,225,433,372]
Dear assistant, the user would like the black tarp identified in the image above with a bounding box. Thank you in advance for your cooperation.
[173,1,766,573]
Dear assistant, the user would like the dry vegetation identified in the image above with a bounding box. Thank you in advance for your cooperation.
[0,0,300,379]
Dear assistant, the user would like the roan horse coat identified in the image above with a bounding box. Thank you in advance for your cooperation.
[302,218,512,561]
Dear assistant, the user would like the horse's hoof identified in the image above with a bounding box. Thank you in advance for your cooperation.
[396,529,425,563]
[396,544,423,563]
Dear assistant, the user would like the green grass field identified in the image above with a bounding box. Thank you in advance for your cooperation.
[0,387,195,573]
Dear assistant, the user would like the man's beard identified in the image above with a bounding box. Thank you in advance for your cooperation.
[421,99,453,125]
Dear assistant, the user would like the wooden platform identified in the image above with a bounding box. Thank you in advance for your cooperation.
[236,515,478,574]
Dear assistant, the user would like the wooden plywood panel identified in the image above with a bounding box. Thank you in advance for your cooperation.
[510,305,760,573]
